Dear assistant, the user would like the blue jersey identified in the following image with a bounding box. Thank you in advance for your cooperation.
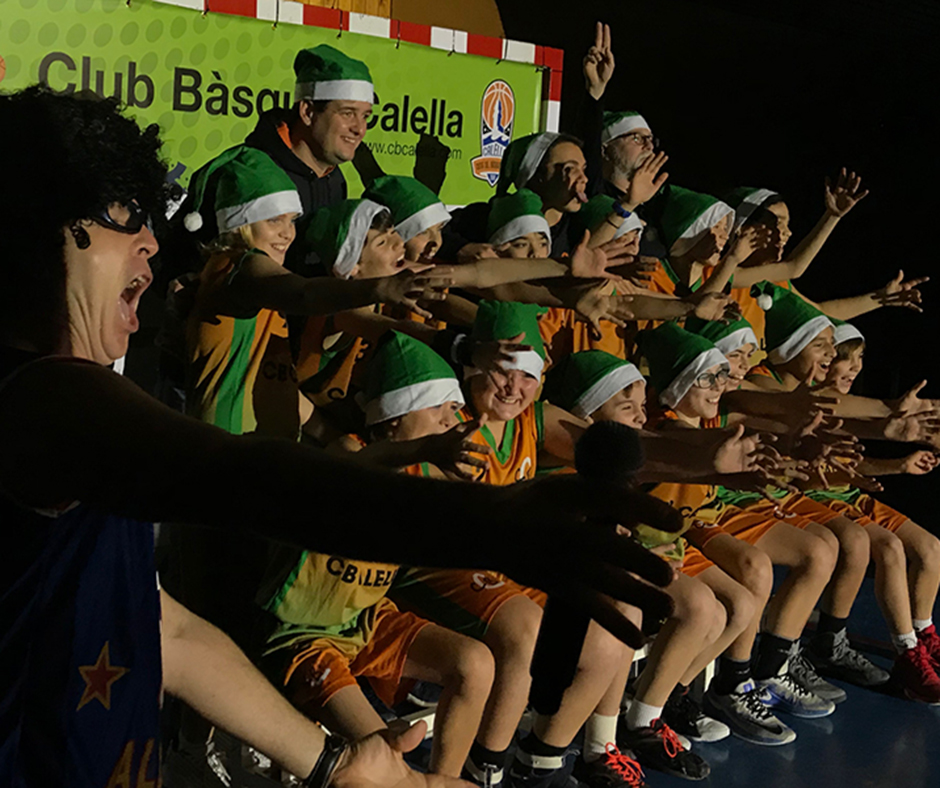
[0,348,162,787]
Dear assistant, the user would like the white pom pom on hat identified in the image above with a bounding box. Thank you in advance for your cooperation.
[757,294,773,311]
[183,211,204,232]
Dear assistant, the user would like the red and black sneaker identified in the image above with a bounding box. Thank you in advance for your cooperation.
[893,641,940,704]
[917,625,940,671]
[573,744,646,788]
[616,719,710,781]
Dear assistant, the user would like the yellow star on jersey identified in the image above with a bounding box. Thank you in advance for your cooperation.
[77,642,129,711]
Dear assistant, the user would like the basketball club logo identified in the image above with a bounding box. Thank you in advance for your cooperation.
[471,80,515,187]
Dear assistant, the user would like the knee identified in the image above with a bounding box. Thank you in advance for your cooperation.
[707,597,729,644]
[801,532,839,579]
[836,520,871,567]
[675,583,720,636]
[724,586,758,636]
[739,548,774,601]
[911,529,940,569]
[872,531,906,572]
[485,598,543,665]
[447,637,496,693]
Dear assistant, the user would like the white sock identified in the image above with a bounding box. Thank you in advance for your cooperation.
[913,618,933,633]
[892,631,918,653]
[625,699,663,731]
[582,713,619,763]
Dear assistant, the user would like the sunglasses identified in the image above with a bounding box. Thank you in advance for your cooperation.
[91,201,153,235]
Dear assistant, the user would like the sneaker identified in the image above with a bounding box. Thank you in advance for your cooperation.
[806,630,890,687]
[617,715,691,752]
[916,625,940,670]
[616,719,710,781]
[406,679,442,708]
[464,760,505,788]
[507,750,579,788]
[702,681,796,746]
[662,685,730,742]
[893,641,940,704]
[757,663,836,718]
[788,641,848,703]
[573,745,646,787]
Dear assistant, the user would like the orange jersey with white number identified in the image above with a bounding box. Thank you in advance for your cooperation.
[463,402,544,486]
[294,314,372,406]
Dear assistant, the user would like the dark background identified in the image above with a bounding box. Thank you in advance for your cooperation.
[498,0,940,526]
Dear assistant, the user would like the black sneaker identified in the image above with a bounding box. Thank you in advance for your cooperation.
[616,719,710,781]
[788,641,848,703]
[507,750,579,788]
[702,680,796,746]
[806,630,891,687]
[573,746,646,787]
[662,685,730,742]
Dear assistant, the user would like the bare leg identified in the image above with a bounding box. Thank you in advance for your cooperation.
[752,522,837,639]
[403,625,495,776]
[896,520,940,622]
[631,574,725,708]
[319,685,388,741]
[477,595,542,751]
[808,516,870,619]
[595,604,643,717]
[864,522,913,636]
[532,620,630,748]
[700,534,774,662]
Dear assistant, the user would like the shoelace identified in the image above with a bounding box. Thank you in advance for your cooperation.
[789,648,823,684]
[908,642,940,679]
[778,670,816,699]
[831,631,875,669]
[919,630,940,664]
[652,719,684,758]
[673,690,705,724]
[603,743,645,787]
[739,686,777,721]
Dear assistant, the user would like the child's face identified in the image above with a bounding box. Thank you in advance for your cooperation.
[591,380,648,428]
[724,343,756,385]
[533,141,588,214]
[496,232,551,259]
[676,363,726,421]
[389,400,462,441]
[403,222,445,267]
[470,368,540,423]
[825,345,864,394]
[684,214,730,265]
[247,212,299,266]
[790,327,836,385]
[352,227,406,278]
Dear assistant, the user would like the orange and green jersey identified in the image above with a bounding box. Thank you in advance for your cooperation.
[462,402,544,486]
[745,362,784,386]
[538,307,630,364]
[187,249,299,439]
[294,314,373,406]
[264,462,430,655]
[382,301,448,331]
[644,258,714,298]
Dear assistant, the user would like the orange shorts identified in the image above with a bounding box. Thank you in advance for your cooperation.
[780,494,843,525]
[821,496,909,533]
[718,498,813,544]
[685,519,729,550]
[391,568,548,640]
[282,601,430,709]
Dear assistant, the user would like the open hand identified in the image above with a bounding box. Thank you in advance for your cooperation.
[874,270,928,313]
[824,168,869,218]
[570,231,624,279]
[726,223,773,264]
[424,417,493,482]
[624,151,669,208]
[686,291,735,322]
[375,267,453,319]
[470,332,534,375]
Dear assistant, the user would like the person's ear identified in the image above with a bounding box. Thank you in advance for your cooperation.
[297,99,316,127]
[347,264,360,279]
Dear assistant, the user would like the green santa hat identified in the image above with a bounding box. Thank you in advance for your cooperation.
[600,111,652,145]
[496,132,560,196]
[725,186,782,235]
[306,198,389,279]
[183,146,302,233]
[544,350,645,419]
[294,44,374,104]
[486,189,552,252]
[659,185,734,258]
[470,300,546,379]
[573,194,645,240]
[362,331,464,426]
[364,175,451,243]
[685,315,759,357]
[637,322,729,409]
[752,282,834,364]
[831,317,865,346]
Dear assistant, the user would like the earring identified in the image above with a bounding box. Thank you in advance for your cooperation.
[69,223,91,250]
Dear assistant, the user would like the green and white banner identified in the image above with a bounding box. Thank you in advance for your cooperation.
[0,0,544,203]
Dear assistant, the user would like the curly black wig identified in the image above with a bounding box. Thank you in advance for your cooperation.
[0,85,171,353]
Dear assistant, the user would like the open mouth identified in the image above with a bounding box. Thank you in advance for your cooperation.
[269,243,289,255]
[495,393,521,405]
[119,273,151,330]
